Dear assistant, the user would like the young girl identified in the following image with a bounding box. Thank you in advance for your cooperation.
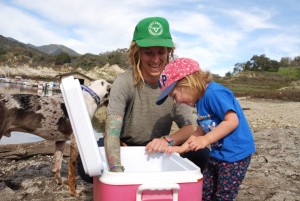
[156,57,256,200]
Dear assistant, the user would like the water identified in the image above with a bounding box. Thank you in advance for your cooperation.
[0,132,103,145]
[0,81,56,96]
[0,81,103,144]
[0,132,44,145]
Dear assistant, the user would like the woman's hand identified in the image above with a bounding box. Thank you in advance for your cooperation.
[145,138,169,154]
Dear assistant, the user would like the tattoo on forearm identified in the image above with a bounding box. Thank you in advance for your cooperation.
[105,114,123,137]
[104,135,121,165]
[104,114,123,166]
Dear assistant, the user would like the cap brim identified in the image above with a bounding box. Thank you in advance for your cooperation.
[136,38,174,48]
[156,81,177,105]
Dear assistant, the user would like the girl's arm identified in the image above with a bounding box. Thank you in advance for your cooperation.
[165,125,205,154]
[188,110,239,151]
[146,124,195,154]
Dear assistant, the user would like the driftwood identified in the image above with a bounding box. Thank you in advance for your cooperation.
[0,140,70,159]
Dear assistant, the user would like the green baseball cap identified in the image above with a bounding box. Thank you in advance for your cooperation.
[133,17,174,48]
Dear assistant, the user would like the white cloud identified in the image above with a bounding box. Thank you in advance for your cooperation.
[0,0,299,76]
[222,7,279,32]
[0,2,63,45]
[251,33,300,60]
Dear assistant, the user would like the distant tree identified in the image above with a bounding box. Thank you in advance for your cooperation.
[0,48,7,55]
[244,54,279,72]
[291,56,300,66]
[268,60,280,72]
[279,57,292,67]
[55,53,71,65]
[244,61,252,71]
[98,48,128,68]
[233,63,245,74]
[225,71,232,77]
[22,50,33,58]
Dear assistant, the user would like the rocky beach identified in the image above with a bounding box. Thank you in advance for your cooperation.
[0,98,299,201]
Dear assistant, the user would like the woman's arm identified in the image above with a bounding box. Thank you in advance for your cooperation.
[172,124,195,145]
[104,114,124,172]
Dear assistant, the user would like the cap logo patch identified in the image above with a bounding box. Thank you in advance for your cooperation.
[159,74,167,89]
[148,21,163,36]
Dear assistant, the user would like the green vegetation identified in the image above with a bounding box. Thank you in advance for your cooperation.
[0,48,7,55]
[228,54,300,76]
[277,66,300,79]
[216,69,300,102]
[55,53,71,65]
[222,54,300,102]
[69,49,128,70]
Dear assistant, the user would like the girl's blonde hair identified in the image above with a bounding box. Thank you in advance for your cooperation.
[176,71,213,99]
[127,41,175,87]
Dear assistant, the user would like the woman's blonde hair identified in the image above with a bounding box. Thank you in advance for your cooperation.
[176,71,213,99]
[127,41,175,87]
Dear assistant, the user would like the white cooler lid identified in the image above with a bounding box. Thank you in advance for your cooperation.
[60,76,103,177]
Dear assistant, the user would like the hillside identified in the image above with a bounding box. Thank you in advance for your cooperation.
[28,44,81,56]
[0,35,128,69]
[0,35,56,67]
[1,34,300,101]
[0,35,80,57]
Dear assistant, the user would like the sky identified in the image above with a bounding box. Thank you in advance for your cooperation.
[0,0,299,76]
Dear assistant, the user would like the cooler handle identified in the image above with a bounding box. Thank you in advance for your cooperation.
[136,183,180,201]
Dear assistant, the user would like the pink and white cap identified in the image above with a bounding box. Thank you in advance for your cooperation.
[156,58,201,105]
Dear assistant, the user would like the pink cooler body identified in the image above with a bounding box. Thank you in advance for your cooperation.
[94,178,202,201]
[93,147,203,201]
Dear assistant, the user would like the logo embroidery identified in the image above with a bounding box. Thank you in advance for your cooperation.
[148,21,163,36]
[161,74,167,87]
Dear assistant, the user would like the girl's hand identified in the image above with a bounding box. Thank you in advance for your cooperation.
[165,146,184,154]
[187,135,209,151]
[165,142,190,154]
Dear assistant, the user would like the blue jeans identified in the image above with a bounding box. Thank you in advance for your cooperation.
[77,138,210,183]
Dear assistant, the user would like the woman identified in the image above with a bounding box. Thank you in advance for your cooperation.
[105,17,209,173]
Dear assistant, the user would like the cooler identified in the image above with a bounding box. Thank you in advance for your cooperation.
[60,76,203,201]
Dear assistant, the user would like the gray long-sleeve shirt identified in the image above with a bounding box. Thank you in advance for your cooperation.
[107,70,194,145]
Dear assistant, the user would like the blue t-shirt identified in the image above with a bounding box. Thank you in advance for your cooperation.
[196,81,256,162]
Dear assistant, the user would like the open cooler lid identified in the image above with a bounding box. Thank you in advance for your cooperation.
[60,76,103,177]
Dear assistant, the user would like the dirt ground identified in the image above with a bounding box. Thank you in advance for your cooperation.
[0,98,299,201]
